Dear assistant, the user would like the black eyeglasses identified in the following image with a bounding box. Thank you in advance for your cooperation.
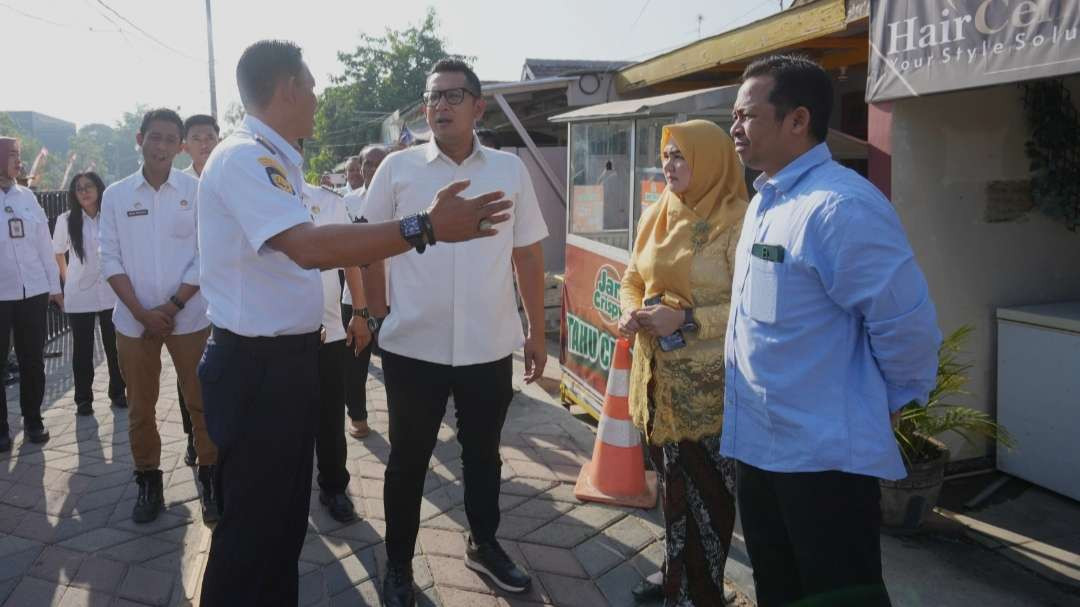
[422,88,478,107]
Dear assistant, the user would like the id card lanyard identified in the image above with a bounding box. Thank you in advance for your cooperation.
[4,205,24,239]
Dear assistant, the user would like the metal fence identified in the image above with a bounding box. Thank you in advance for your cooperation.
[36,190,70,344]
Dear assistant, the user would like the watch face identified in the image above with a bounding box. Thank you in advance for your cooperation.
[402,215,422,237]
[366,317,379,333]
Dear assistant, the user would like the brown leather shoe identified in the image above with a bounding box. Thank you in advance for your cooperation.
[348,419,370,439]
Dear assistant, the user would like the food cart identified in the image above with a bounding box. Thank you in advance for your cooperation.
[550,85,869,419]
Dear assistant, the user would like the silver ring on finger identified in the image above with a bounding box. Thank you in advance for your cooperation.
[478,219,493,231]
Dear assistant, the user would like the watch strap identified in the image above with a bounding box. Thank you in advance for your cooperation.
[169,295,185,310]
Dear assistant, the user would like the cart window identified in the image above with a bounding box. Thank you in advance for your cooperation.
[633,118,669,241]
[569,121,631,250]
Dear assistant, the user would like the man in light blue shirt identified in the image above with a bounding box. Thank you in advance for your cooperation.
[723,55,941,607]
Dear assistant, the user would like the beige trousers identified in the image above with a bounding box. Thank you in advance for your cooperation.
[116,327,216,471]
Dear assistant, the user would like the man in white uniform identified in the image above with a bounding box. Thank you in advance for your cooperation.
[99,109,218,524]
[196,40,514,607]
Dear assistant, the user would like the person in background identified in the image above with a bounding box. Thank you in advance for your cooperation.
[175,113,221,467]
[195,40,511,606]
[475,128,500,150]
[724,54,941,607]
[0,136,61,451]
[362,58,548,607]
[343,155,363,196]
[618,120,747,606]
[341,143,388,439]
[182,114,220,178]
[300,177,371,522]
[53,172,126,416]
[99,108,218,524]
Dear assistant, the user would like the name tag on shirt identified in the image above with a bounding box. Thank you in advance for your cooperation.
[751,243,785,263]
[7,218,24,238]
[127,209,149,218]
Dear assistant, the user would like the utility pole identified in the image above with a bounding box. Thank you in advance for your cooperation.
[204,0,218,118]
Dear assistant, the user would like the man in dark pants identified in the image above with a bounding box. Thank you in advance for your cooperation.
[361,59,550,607]
[722,55,941,607]
[196,40,514,606]
[0,136,61,450]
[341,144,388,439]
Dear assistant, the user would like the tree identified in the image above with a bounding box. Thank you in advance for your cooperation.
[0,112,62,189]
[305,8,471,178]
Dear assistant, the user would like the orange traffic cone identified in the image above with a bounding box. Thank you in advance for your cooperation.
[574,338,658,508]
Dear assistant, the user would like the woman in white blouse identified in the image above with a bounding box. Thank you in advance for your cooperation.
[53,172,126,415]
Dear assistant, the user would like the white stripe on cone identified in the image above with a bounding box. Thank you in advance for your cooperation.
[596,415,639,449]
[607,368,629,398]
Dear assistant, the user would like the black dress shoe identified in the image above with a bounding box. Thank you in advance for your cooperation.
[111,396,128,409]
[381,563,416,607]
[76,402,94,416]
[318,490,357,523]
[0,433,10,452]
[24,425,50,444]
[464,536,531,593]
[632,578,664,602]
[132,470,164,523]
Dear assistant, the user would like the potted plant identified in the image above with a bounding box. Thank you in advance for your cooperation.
[880,325,1015,529]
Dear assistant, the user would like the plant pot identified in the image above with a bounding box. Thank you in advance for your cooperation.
[880,437,949,529]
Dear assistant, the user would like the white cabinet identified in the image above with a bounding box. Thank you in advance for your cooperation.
[997,302,1080,502]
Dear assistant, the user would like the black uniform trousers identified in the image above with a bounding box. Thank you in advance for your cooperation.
[199,327,320,607]
[67,309,124,405]
[736,461,892,607]
[339,303,373,422]
[382,349,513,565]
[315,339,349,494]
[0,293,48,433]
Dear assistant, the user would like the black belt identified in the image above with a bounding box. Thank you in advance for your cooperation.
[210,325,320,352]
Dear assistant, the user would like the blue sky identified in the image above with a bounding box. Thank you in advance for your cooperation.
[4,0,782,127]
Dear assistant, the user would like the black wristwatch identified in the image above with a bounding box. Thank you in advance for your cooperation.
[353,307,370,318]
[169,295,185,310]
[366,316,383,334]
[680,308,699,333]
[400,212,428,254]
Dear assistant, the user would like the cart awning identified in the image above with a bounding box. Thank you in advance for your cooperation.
[549,85,740,122]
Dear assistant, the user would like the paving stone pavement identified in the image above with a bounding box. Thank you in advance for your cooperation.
[2,331,713,606]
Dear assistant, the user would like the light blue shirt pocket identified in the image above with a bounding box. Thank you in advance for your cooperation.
[749,256,780,324]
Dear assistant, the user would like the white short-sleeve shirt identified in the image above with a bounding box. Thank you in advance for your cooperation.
[0,184,60,301]
[198,115,322,337]
[52,210,116,313]
[361,137,549,366]
[98,169,207,338]
[301,183,350,343]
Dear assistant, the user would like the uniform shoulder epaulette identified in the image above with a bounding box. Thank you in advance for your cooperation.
[253,135,277,155]
[320,185,343,197]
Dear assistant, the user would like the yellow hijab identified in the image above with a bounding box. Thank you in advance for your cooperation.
[631,119,748,309]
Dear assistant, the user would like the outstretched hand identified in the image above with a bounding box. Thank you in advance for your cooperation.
[427,180,513,243]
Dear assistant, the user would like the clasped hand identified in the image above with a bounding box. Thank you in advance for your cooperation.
[618,304,683,339]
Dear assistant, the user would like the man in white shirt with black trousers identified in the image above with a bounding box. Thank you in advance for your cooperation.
[361,58,549,607]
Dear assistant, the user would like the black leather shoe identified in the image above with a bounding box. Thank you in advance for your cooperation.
[319,490,357,523]
[381,562,416,607]
[111,395,128,408]
[132,470,164,523]
[0,432,10,452]
[184,435,196,467]
[632,578,664,602]
[24,425,50,444]
[465,536,531,593]
[76,402,93,416]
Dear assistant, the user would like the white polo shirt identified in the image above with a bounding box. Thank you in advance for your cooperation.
[52,210,116,313]
[301,183,349,343]
[198,115,322,337]
[0,184,60,301]
[99,169,207,338]
[361,138,549,366]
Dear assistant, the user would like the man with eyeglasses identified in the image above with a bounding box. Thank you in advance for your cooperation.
[360,58,549,607]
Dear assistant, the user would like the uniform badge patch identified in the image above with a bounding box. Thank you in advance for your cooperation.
[258,156,295,195]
